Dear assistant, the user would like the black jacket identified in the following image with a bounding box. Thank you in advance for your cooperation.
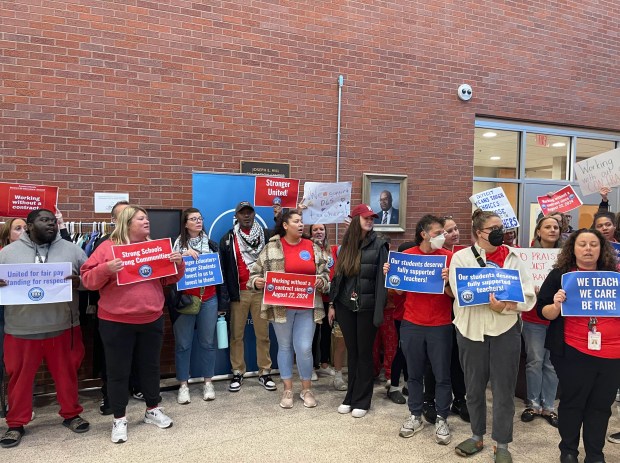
[536,268,565,356]
[330,230,389,327]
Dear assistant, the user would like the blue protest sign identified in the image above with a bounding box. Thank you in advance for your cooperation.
[561,271,620,317]
[177,253,224,290]
[455,267,525,307]
[385,251,446,294]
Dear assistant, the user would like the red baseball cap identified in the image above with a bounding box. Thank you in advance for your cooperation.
[349,204,379,219]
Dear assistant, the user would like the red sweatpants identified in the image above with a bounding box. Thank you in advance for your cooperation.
[4,326,84,427]
[372,309,397,378]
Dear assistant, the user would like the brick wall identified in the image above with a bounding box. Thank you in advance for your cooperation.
[2,0,620,386]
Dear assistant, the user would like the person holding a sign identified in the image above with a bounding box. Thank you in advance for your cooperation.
[248,210,330,409]
[536,229,620,463]
[81,205,185,444]
[448,209,536,463]
[329,204,389,418]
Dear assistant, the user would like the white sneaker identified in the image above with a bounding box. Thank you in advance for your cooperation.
[400,415,424,438]
[111,417,128,444]
[311,371,318,381]
[333,375,348,391]
[177,384,190,405]
[352,408,367,418]
[435,418,451,445]
[203,382,215,401]
[316,367,335,377]
[337,404,351,414]
[144,407,173,428]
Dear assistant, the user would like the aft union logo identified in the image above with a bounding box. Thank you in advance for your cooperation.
[388,275,401,287]
[139,265,153,278]
[28,287,45,302]
[460,290,475,304]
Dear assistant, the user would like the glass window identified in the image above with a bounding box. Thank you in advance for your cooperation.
[472,181,519,219]
[474,129,519,178]
[524,133,570,180]
[575,138,616,163]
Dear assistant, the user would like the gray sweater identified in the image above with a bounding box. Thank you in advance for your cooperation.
[0,232,87,337]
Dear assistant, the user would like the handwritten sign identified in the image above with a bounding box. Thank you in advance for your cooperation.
[0,182,59,218]
[112,238,177,286]
[574,148,620,196]
[561,271,620,317]
[0,262,72,305]
[262,271,317,309]
[254,177,300,208]
[301,181,352,224]
[385,251,446,294]
[537,185,583,214]
[177,253,223,290]
[516,248,561,292]
[469,187,519,229]
[454,267,525,307]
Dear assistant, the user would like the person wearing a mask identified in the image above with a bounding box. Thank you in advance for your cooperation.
[383,215,454,445]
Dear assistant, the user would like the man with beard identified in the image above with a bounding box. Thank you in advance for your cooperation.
[0,209,89,448]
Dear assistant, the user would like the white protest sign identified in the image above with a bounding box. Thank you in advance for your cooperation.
[0,262,73,305]
[301,181,352,224]
[574,148,620,196]
[469,187,519,229]
[516,248,560,292]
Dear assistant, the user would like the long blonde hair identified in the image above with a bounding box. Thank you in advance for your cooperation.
[110,205,149,245]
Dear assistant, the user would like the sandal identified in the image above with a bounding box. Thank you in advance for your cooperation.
[455,438,484,457]
[520,407,538,423]
[63,415,90,433]
[0,427,25,448]
[542,411,559,428]
[494,447,513,463]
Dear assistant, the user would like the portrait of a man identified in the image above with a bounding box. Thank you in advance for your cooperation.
[363,173,407,232]
[374,189,399,224]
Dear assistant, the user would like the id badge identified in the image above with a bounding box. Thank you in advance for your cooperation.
[588,331,602,351]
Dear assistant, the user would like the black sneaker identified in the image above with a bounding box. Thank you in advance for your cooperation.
[451,399,470,423]
[258,374,277,391]
[0,426,25,448]
[229,373,243,392]
[388,389,406,404]
[100,396,113,416]
[402,386,409,396]
[422,401,437,424]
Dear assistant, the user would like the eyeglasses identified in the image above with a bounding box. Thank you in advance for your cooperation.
[187,217,203,223]
[482,226,504,232]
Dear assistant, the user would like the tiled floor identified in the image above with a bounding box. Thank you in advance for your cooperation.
[3,374,620,462]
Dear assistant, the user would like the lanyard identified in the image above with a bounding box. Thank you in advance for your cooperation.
[34,245,48,263]
[588,317,598,333]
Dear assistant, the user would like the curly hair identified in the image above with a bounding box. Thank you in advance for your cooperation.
[554,228,618,273]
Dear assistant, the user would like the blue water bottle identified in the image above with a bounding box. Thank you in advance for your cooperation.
[217,314,228,349]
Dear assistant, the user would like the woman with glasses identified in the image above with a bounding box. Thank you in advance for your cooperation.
[448,209,536,463]
[172,208,223,404]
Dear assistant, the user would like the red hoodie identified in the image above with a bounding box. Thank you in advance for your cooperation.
[81,239,185,324]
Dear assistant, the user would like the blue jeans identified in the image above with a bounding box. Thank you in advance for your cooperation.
[173,295,218,381]
[271,309,316,380]
[522,321,558,412]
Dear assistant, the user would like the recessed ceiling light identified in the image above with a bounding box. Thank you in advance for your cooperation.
[489,156,501,161]
[483,132,497,138]
[552,142,566,148]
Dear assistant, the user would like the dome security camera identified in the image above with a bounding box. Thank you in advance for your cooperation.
[457,84,473,101]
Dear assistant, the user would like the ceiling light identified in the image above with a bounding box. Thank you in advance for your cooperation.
[483,132,497,138]
[552,142,566,148]
[489,156,501,161]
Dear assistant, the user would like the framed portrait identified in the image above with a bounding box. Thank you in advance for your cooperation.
[362,173,407,232]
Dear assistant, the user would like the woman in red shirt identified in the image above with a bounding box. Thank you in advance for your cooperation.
[537,228,620,463]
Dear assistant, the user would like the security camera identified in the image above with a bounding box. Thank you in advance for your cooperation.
[457,84,473,101]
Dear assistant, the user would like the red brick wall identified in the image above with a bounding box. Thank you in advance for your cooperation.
[2,0,620,385]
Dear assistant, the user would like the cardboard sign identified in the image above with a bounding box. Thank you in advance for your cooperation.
[574,148,620,196]
[561,271,620,317]
[537,185,583,214]
[516,248,561,291]
[469,187,519,229]
[385,251,446,294]
[254,177,300,208]
[454,267,525,307]
[301,181,352,224]
[112,238,177,286]
[177,253,223,290]
[0,262,72,305]
[0,182,59,218]
[262,271,317,309]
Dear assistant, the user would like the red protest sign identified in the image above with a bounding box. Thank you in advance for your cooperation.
[0,182,59,218]
[262,271,317,309]
[537,185,583,214]
[112,238,177,286]
[254,177,300,208]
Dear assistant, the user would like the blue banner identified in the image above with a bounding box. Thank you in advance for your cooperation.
[455,267,525,307]
[561,271,620,317]
[177,253,224,290]
[385,251,446,294]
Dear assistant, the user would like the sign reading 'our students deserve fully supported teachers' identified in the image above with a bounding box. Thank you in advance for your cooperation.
[454,267,525,307]
[384,251,446,294]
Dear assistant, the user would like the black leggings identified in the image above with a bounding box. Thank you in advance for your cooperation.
[390,320,408,386]
[312,303,332,367]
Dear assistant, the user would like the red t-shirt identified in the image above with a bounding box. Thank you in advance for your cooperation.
[184,285,216,302]
[522,305,550,326]
[402,246,453,326]
[484,245,510,268]
[564,317,620,359]
[282,238,316,309]
[234,235,251,291]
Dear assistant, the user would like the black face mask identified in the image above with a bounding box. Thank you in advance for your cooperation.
[488,229,505,247]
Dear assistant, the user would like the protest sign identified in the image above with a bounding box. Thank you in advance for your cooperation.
[385,251,446,294]
[0,182,59,218]
[263,271,317,309]
[177,253,223,290]
[574,148,620,196]
[112,238,177,286]
[301,181,352,224]
[454,267,525,307]
[537,185,583,214]
[611,242,620,261]
[516,248,560,291]
[94,192,129,213]
[561,271,620,317]
[469,187,519,229]
[0,262,72,305]
[254,177,300,208]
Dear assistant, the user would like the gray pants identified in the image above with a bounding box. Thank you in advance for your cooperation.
[456,321,521,444]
